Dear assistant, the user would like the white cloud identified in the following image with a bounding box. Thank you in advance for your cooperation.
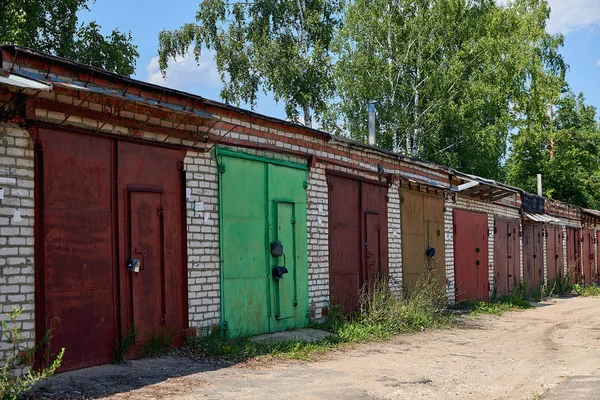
[596,59,600,67]
[145,49,221,91]
[546,0,600,34]
[496,0,600,35]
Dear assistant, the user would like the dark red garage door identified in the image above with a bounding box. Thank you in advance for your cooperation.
[36,128,186,371]
[494,218,520,298]
[546,225,563,285]
[453,210,489,302]
[328,172,389,314]
[523,224,543,297]
[582,228,594,286]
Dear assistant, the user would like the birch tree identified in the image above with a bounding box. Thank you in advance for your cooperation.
[157,0,343,128]
[332,0,563,179]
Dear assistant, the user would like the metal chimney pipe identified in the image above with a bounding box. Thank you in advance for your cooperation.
[368,101,377,146]
[537,174,543,196]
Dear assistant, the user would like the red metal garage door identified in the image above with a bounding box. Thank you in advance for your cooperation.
[328,172,389,314]
[582,228,594,286]
[523,224,543,297]
[597,231,600,285]
[494,218,520,298]
[36,129,115,371]
[453,210,488,302]
[566,227,579,284]
[117,142,187,349]
[35,129,186,371]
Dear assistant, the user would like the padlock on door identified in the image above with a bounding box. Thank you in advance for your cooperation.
[127,258,141,273]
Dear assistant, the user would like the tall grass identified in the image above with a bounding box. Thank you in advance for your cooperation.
[188,271,452,360]
[330,272,451,342]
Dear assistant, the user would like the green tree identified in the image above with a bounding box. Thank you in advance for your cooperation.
[0,0,138,76]
[157,0,343,128]
[332,0,564,179]
[507,91,600,208]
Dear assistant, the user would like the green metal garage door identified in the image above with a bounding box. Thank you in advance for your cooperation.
[217,148,309,337]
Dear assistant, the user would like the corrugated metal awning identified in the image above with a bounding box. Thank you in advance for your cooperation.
[0,74,52,91]
[449,172,518,202]
[523,212,560,223]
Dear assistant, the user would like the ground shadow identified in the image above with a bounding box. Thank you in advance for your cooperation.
[22,355,236,399]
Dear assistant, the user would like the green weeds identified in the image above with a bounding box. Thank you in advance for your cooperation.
[185,326,337,361]
[1,307,63,400]
[464,296,532,317]
[139,327,176,358]
[187,271,452,361]
[573,284,600,296]
[112,324,138,364]
[463,283,532,317]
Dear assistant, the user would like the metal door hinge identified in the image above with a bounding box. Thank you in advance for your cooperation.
[291,217,296,225]
[222,321,229,331]
[177,160,185,171]
[218,164,226,174]
[157,206,164,216]
[161,314,167,326]
[303,180,308,189]
[305,309,311,318]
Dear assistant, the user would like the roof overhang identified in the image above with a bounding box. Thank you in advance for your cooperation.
[523,212,560,223]
[0,73,52,91]
[450,173,516,202]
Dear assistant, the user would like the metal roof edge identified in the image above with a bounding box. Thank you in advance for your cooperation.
[4,45,600,219]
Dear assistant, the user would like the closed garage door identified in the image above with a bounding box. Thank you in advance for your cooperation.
[328,172,389,314]
[400,187,445,289]
[494,218,520,298]
[218,149,309,337]
[582,228,594,285]
[453,209,488,302]
[36,128,186,371]
[523,224,543,297]
[546,225,563,284]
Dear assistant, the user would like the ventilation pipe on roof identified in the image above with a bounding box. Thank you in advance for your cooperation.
[537,174,543,196]
[368,100,377,146]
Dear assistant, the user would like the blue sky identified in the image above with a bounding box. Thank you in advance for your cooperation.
[80,0,600,121]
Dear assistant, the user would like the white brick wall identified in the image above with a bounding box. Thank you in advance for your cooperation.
[307,166,329,319]
[184,150,221,329]
[387,180,402,293]
[0,122,35,363]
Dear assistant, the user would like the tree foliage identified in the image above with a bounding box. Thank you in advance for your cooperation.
[332,0,564,179]
[0,0,138,76]
[157,0,343,127]
[506,91,600,208]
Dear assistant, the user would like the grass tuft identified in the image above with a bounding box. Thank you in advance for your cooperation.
[573,284,600,297]
[461,283,532,317]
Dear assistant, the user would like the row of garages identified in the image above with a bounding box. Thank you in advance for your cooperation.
[0,46,599,372]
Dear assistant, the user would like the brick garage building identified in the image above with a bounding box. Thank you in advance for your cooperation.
[2,46,600,371]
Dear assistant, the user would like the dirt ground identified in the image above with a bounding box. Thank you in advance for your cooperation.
[25,295,600,400]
